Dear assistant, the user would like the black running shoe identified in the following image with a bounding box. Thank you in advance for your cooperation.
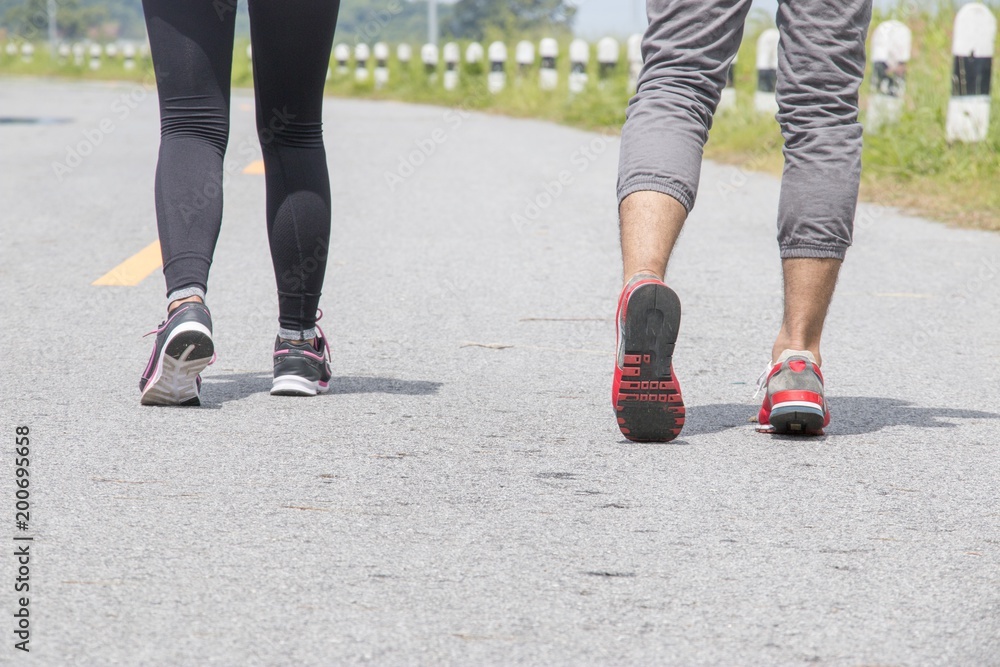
[271,322,332,396]
[139,302,215,406]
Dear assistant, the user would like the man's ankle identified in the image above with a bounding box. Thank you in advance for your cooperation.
[622,270,663,288]
[771,344,822,367]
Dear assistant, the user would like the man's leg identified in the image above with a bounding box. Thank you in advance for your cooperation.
[618,0,753,285]
[771,0,872,364]
[757,0,872,434]
[619,191,685,284]
[613,0,752,442]
[773,258,841,366]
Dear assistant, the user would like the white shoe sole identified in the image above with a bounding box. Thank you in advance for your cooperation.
[271,374,329,397]
[140,323,214,406]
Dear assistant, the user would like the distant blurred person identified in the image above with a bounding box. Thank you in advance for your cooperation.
[613,1,872,440]
[138,0,339,405]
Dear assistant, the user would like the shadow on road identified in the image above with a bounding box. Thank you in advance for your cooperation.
[201,372,443,404]
[828,396,999,435]
[0,116,73,125]
[326,376,443,396]
[683,403,754,436]
[681,397,999,437]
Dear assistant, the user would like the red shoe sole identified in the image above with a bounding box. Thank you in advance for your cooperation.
[614,283,685,442]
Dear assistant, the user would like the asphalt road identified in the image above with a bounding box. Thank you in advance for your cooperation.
[1,78,998,666]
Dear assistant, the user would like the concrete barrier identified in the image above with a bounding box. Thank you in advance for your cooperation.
[88,43,102,70]
[443,42,460,91]
[334,43,350,76]
[867,20,912,133]
[374,42,390,89]
[719,54,737,112]
[569,39,589,94]
[488,41,507,93]
[627,34,642,89]
[123,42,136,71]
[397,43,412,69]
[422,43,439,79]
[597,37,619,79]
[946,3,996,142]
[539,38,558,91]
[755,29,780,114]
[354,43,370,82]
[516,40,534,76]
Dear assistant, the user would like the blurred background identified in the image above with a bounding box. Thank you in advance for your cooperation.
[2,0,999,230]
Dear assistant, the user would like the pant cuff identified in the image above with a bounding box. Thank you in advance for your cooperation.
[779,245,849,260]
[618,177,695,213]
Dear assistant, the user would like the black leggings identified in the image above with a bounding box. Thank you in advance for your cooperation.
[142,0,339,336]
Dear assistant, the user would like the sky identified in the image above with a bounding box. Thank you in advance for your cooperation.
[572,0,991,37]
[573,0,779,38]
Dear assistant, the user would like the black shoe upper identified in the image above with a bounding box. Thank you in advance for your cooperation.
[272,336,332,383]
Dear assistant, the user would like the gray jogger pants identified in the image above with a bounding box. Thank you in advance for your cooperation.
[618,0,873,259]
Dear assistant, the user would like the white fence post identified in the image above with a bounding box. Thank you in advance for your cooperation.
[515,40,534,77]
[569,39,589,94]
[625,35,643,90]
[867,20,911,133]
[374,42,389,89]
[421,43,439,80]
[719,54,737,111]
[88,43,102,70]
[539,37,558,90]
[397,43,412,70]
[946,3,996,143]
[4,42,17,60]
[57,42,70,65]
[443,41,460,90]
[123,42,136,71]
[333,44,349,75]
[597,37,619,80]
[465,42,484,70]
[627,34,642,89]
[21,42,34,64]
[754,29,779,114]
[488,41,507,93]
[72,42,84,66]
[354,43,370,82]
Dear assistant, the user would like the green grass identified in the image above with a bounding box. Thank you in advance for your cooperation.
[4,7,1000,230]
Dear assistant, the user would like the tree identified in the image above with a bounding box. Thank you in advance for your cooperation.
[446,0,577,41]
[336,0,436,45]
[0,0,143,41]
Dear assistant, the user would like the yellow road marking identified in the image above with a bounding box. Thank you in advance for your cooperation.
[92,241,162,286]
[243,159,265,175]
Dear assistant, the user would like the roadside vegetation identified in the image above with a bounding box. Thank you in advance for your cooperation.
[3,4,998,230]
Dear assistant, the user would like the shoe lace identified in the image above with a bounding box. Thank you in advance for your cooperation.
[314,309,331,363]
[753,362,776,399]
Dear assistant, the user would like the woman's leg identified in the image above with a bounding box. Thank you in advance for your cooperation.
[247,0,340,340]
[142,0,236,307]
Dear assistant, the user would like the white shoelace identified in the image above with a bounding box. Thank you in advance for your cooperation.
[753,362,774,399]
